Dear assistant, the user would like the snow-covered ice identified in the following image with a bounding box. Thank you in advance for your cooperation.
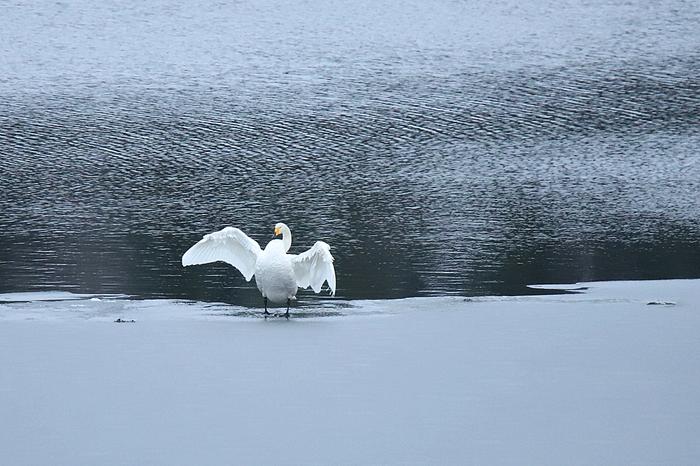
[1,279,699,465]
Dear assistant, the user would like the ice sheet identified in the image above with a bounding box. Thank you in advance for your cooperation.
[1,280,699,465]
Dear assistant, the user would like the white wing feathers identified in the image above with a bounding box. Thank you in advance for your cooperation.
[181,227,262,281]
[291,241,336,295]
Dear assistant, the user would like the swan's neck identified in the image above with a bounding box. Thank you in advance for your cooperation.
[281,226,292,252]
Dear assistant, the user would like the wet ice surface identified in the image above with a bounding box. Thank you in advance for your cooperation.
[0,278,696,322]
[0,278,695,322]
[1,280,699,465]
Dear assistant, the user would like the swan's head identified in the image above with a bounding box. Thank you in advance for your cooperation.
[274,222,288,237]
[273,223,292,252]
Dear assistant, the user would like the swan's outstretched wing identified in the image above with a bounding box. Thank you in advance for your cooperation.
[182,227,262,281]
[291,241,336,295]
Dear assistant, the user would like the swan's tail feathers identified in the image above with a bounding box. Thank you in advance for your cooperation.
[181,226,262,281]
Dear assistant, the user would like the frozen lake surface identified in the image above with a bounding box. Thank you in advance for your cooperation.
[1,279,699,465]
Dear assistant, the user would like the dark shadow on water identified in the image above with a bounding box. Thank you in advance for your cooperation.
[211,310,346,319]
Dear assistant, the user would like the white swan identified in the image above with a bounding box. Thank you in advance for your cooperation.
[182,223,336,317]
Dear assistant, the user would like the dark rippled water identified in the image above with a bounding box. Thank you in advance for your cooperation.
[1,0,699,304]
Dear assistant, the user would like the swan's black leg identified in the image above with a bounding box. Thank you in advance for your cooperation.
[263,297,270,316]
[284,299,290,319]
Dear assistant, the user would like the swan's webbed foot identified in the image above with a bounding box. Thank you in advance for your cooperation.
[284,299,290,319]
[263,297,270,317]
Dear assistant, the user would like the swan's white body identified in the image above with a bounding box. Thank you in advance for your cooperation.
[181,223,336,305]
[254,239,299,303]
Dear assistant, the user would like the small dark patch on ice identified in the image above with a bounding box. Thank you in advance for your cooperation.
[114,318,136,323]
[276,311,344,319]
[646,301,676,306]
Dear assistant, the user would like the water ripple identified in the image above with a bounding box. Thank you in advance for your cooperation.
[1,0,699,301]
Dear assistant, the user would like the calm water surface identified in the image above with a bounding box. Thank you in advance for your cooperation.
[1,0,699,305]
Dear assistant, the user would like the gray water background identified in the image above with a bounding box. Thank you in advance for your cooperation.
[1,0,699,305]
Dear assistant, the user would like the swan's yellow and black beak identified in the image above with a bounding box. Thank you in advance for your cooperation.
[274,226,282,237]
